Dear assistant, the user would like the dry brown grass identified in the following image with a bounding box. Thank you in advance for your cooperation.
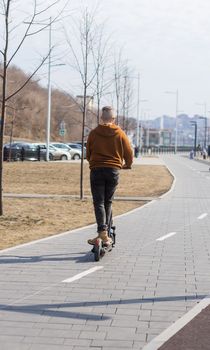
[0,162,173,250]
[0,198,141,250]
[3,162,172,197]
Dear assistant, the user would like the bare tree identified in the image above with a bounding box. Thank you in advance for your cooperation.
[121,66,134,132]
[113,49,127,125]
[0,0,65,215]
[65,6,103,199]
[91,25,112,124]
[125,77,134,133]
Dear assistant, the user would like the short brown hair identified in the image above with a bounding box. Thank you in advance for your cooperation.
[102,106,113,112]
[101,106,115,122]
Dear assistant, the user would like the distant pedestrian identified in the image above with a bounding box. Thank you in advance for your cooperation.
[134,145,140,158]
[189,150,194,159]
[203,148,207,160]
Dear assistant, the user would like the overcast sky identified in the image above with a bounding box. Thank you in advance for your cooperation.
[3,0,210,119]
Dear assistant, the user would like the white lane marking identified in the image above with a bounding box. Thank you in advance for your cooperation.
[197,213,208,220]
[0,267,104,310]
[156,232,176,241]
[142,295,210,350]
[62,266,103,283]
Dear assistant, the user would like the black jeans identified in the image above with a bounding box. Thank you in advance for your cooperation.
[90,167,119,233]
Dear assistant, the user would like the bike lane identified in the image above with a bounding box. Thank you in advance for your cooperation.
[0,155,210,349]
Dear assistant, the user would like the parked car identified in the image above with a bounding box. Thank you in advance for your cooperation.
[3,142,46,161]
[51,142,81,160]
[67,143,86,158]
[34,143,71,161]
[73,141,87,147]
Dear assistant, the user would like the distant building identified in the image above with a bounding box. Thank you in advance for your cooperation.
[142,128,172,147]
[161,129,172,146]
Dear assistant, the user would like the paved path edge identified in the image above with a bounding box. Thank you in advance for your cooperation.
[142,295,210,350]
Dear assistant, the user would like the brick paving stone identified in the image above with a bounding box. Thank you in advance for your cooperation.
[79,330,106,339]
[63,338,92,346]
[33,322,72,330]
[0,327,41,337]
[106,327,146,341]
[91,339,133,348]
[23,336,64,345]
[30,345,73,350]
[73,348,101,350]
[0,344,31,350]
[100,348,133,350]
[39,329,80,338]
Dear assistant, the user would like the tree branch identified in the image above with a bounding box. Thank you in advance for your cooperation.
[65,29,84,83]
[35,0,60,16]
[26,0,69,36]
[7,0,68,66]
[6,0,37,67]
[6,53,50,101]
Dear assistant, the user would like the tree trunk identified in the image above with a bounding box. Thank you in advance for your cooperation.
[80,18,88,200]
[0,1,9,216]
[0,73,7,216]
[80,93,87,200]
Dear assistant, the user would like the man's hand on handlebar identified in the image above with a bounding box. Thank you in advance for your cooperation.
[122,164,132,169]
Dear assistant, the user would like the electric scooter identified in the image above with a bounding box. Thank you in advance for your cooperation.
[91,217,116,262]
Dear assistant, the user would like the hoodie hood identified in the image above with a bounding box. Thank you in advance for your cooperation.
[95,124,120,137]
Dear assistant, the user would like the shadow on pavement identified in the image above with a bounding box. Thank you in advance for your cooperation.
[0,252,94,264]
[0,295,206,321]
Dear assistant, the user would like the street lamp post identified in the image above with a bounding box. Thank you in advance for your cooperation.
[128,73,146,147]
[136,73,140,147]
[190,121,197,156]
[198,116,207,149]
[165,89,179,153]
[196,103,207,149]
[141,108,151,147]
[45,18,65,161]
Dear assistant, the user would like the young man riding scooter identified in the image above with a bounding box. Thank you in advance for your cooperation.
[86,106,133,246]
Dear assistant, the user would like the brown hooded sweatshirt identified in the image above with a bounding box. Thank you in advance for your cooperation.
[86,124,133,169]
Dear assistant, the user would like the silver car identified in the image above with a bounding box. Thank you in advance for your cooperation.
[67,143,86,159]
[34,143,71,161]
[51,142,82,160]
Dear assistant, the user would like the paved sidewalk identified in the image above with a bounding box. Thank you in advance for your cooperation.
[0,155,210,349]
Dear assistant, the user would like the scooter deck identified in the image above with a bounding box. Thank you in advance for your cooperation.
[89,225,116,261]
[91,237,114,261]
[91,238,113,252]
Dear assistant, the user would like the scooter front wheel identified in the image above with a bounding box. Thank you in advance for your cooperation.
[94,239,102,262]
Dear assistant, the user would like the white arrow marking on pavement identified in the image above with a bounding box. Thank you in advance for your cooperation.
[156,232,176,241]
[197,213,208,220]
[62,266,103,283]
